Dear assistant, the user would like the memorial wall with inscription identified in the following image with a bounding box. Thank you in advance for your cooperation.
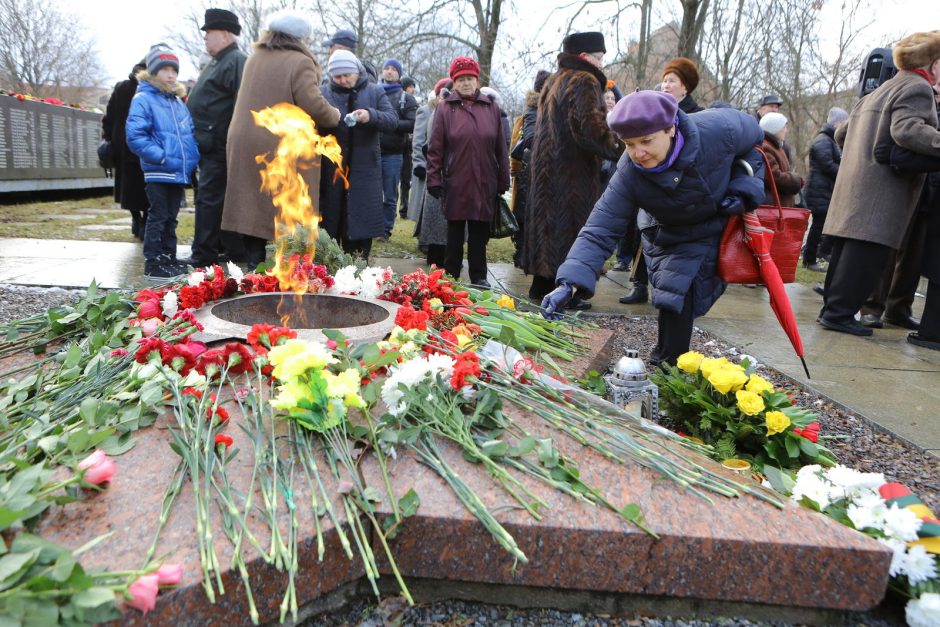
[0,95,110,190]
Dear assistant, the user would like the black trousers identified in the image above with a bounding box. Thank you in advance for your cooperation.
[529,275,555,301]
[651,289,694,367]
[860,210,927,320]
[821,237,894,323]
[445,219,489,283]
[342,237,372,259]
[803,210,829,265]
[921,279,940,340]
[191,158,236,263]
[399,149,412,216]
[426,244,446,268]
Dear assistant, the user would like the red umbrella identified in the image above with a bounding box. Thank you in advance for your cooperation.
[742,212,811,378]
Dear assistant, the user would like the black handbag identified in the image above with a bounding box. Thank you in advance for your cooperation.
[97,140,114,169]
[490,195,518,239]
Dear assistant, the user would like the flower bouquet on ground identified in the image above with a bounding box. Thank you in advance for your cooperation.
[776,465,939,626]
[650,351,837,471]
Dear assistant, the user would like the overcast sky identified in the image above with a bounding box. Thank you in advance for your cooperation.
[65,0,939,86]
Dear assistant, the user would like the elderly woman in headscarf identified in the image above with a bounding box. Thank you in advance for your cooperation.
[426,56,510,287]
[758,112,803,208]
[542,90,765,367]
[319,50,398,258]
[222,12,340,266]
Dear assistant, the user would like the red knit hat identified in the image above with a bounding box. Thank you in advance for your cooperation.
[433,78,453,96]
[449,56,480,81]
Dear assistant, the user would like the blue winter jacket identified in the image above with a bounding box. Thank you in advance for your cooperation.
[126,74,200,184]
[557,108,765,317]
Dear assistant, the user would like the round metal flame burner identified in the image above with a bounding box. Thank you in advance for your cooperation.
[190,292,399,345]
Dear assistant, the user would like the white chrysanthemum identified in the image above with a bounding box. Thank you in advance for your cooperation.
[879,538,908,577]
[226,262,244,282]
[796,464,824,480]
[188,271,206,286]
[846,502,883,532]
[883,504,923,542]
[791,473,834,510]
[359,267,388,299]
[826,465,885,498]
[906,593,940,627]
[424,352,456,378]
[161,291,179,318]
[331,266,361,294]
[903,546,938,585]
[380,372,408,416]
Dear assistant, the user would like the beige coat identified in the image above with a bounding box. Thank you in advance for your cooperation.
[222,48,340,241]
[824,70,940,249]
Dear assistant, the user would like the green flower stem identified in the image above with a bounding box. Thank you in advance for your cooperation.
[360,407,400,522]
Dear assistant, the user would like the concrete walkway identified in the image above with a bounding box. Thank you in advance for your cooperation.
[1,236,937,457]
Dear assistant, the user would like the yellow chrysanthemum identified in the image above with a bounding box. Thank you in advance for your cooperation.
[745,374,774,396]
[707,367,749,394]
[735,389,766,416]
[496,294,516,310]
[765,410,791,436]
[270,379,315,411]
[268,339,337,381]
[699,357,731,379]
[676,351,704,374]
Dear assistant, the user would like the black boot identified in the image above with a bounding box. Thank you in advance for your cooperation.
[619,283,649,304]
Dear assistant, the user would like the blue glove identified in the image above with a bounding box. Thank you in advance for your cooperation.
[719,195,746,215]
[541,282,573,320]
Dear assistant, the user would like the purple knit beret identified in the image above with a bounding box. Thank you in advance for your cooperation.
[607,90,678,138]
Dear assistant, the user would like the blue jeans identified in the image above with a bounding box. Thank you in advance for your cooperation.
[381,153,403,235]
[143,182,182,261]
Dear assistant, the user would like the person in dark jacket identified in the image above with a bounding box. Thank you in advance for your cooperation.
[126,44,200,279]
[378,59,418,240]
[542,90,765,367]
[427,56,510,287]
[758,112,803,207]
[509,69,550,269]
[101,59,149,239]
[181,8,247,268]
[320,50,398,258]
[523,32,624,304]
[802,107,848,270]
[620,57,706,305]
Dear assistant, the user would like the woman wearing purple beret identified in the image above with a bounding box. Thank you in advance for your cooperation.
[542,90,766,367]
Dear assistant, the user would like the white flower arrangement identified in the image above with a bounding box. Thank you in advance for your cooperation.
[160,291,178,319]
[329,265,393,299]
[790,464,938,619]
[381,353,455,416]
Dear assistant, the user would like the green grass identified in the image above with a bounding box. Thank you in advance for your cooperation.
[371,216,517,263]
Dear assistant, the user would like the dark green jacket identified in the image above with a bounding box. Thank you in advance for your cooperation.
[186,43,246,161]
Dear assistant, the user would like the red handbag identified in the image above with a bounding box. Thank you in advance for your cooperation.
[717,146,810,284]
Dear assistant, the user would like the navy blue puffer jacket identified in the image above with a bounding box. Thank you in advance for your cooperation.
[557,108,765,317]
[126,74,200,184]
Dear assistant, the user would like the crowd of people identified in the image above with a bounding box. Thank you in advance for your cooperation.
[103,14,940,360]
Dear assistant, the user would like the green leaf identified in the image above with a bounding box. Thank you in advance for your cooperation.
[784,435,799,458]
[73,586,116,608]
[498,324,517,347]
[798,438,819,458]
[0,509,28,532]
[398,488,420,518]
[536,438,559,468]
[50,551,76,582]
[0,549,41,591]
[479,439,508,458]
[508,436,537,457]
[99,432,136,456]
[762,465,795,495]
[66,429,91,454]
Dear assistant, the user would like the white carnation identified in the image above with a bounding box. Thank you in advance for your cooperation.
[359,266,388,299]
[161,291,178,318]
[906,593,940,627]
[226,262,244,282]
[883,504,923,542]
[903,545,938,585]
[188,271,206,286]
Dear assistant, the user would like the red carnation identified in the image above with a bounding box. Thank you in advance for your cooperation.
[135,337,168,364]
[215,433,234,449]
[450,352,481,390]
[222,342,255,374]
[179,285,206,309]
[195,348,227,378]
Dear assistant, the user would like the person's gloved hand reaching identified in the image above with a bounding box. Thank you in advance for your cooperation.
[541,282,573,320]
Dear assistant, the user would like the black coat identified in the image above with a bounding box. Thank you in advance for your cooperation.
[101,72,147,210]
[378,86,417,154]
[186,43,246,162]
[804,125,841,213]
[677,94,704,114]
[320,76,399,241]
[557,108,765,317]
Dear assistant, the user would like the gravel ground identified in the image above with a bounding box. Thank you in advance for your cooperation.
[1,286,928,626]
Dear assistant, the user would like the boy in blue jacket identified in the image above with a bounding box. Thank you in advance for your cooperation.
[126,43,200,279]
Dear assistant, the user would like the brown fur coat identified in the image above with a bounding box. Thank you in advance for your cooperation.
[522,53,624,279]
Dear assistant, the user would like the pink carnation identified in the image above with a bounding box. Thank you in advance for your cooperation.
[126,573,159,613]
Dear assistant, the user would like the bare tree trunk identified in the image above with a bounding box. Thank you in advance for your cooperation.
[678,0,711,59]
[634,0,653,88]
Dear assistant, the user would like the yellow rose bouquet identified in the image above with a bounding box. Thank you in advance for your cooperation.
[650,351,836,471]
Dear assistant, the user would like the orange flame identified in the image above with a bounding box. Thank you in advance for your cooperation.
[252,103,348,297]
